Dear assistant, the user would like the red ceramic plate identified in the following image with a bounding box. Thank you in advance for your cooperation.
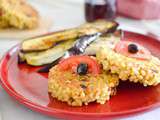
[1,31,160,120]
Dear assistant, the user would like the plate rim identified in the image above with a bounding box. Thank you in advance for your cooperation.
[0,31,160,119]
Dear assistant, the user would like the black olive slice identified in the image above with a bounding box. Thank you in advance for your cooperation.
[77,63,88,75]
[128,43,138,53]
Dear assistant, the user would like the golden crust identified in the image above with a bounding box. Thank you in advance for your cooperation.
[0,0,39,29]
[97,47,160,86]
[48,66,119,106]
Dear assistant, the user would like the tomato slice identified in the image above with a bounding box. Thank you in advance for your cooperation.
[58,55,101,75]
[114,41,151,60]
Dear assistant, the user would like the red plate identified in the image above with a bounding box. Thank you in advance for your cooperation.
[1,31,160,120]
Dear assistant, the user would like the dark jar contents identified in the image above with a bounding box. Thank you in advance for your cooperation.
[85,0,117,22]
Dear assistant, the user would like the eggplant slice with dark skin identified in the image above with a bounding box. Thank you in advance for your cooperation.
[21,20,118,52]
[18,39,75,65]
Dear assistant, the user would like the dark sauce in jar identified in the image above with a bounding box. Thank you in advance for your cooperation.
[85,0,117,22]
[0,8,3,16]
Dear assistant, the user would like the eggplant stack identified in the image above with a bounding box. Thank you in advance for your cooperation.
[19,20,120,66]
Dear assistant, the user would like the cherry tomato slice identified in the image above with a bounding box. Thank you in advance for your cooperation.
[58,55,101,75]
[114,41,151,60]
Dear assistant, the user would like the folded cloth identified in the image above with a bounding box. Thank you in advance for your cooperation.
[117,0,160,19]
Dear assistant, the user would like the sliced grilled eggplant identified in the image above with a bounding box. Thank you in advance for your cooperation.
[19,32,121,66]
[20,39,74,66]
[21,20,118,52]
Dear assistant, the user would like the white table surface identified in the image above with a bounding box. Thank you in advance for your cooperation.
[0,0,160,120]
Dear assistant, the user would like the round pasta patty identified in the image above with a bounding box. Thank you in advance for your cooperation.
[48,66,119,106]
[96,47,160,86]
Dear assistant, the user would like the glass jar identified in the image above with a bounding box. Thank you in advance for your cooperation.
[85,0,117,22]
